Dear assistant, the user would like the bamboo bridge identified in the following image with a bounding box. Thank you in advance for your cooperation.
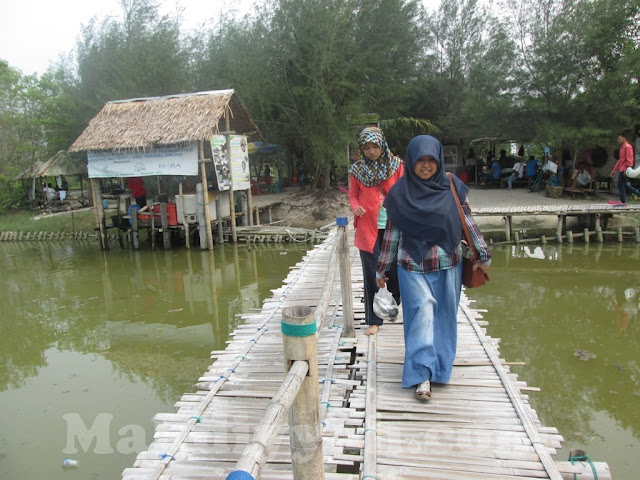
[121,220,610,480]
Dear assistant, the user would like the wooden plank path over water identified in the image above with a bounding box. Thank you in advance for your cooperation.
[471,202,640,216]
[123,227,610,480]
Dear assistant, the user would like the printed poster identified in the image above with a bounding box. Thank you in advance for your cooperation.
[87,142,198,178]
[210,135,250,191]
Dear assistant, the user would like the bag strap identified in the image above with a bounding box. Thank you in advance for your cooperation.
[447,173,478,259]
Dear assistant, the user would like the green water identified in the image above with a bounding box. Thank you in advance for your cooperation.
[465,243,640,480]
[0,241,305,480]
[1,241,638,479]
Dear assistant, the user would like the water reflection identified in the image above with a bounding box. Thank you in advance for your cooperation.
[466,244,640,479]
[0,241,305,480]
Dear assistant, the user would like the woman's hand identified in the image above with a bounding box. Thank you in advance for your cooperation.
[354,206,366,217]
[376,277,386,289]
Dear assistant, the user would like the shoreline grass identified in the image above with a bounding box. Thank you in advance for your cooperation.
[0,209,96,233]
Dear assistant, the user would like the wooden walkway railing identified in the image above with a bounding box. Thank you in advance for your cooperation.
[122,220,611,480]
[472,202,640,244]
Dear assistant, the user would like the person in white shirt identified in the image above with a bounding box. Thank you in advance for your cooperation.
[507,161,524,189]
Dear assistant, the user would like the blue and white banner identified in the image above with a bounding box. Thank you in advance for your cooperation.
[87,142,199,178]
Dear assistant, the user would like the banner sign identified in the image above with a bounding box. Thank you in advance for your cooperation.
[211,135,249,191]
[87,142,199,178]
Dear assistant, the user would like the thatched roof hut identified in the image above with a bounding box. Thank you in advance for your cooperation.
[15,161,45,180]
[37,150,87,177]
[69,89,261,152]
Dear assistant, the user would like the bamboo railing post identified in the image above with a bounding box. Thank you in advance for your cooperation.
[337,218,354,337]
[226,306,323,480]
[282,306,325,480]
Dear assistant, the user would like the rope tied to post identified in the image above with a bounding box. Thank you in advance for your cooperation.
[281,320,317,337]
[569,453,598,480]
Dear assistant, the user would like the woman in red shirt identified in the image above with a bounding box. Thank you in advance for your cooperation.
[349,127,404,335]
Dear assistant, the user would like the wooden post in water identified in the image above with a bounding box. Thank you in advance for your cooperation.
[160,202,171,249]
[179,183,190,249]
[282,306,325,480]
[199,140,214,250]
[215,198,224,243]
[567,230,573,244]
[556,215,563,244]
[503,215,511,242]
[584,228,590,244]
[90,178,107,250]
[595,214,603,243]
[617,227,623,243]
[130,208,140,250]
[196,184,208,249]
[635,226,640,243]
[337,217,354,337]
[224,110,237,243]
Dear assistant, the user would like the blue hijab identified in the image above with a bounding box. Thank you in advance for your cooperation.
[384,135,469,260]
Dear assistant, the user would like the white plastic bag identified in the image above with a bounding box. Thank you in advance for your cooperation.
[373,287,399,322]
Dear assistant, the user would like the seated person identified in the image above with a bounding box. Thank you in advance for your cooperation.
[482,157,501,188]
[507,160,525,189]
[526,155,538,178]
[43,183,57,202]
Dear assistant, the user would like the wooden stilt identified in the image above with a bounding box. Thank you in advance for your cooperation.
[595,214,603,242]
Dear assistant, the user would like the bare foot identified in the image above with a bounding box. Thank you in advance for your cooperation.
[365,325,379,335]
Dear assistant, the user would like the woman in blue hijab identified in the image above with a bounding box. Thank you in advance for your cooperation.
[376,135,491,400]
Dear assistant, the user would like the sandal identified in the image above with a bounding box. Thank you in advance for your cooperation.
[415,380,431,401]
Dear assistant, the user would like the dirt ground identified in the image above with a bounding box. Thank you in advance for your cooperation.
[251,184,635,234]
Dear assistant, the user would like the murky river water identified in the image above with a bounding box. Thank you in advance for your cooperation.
[0,241,638,479]
[0,241,305,480]
[465,243,640,480]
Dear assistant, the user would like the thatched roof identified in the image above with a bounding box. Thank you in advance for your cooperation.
[14,152,87,180]
[15,161,45,180]
[38,150,87,177]
[69,89,262,152]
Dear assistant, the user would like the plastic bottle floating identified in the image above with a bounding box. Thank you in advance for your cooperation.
[62,458,80,470]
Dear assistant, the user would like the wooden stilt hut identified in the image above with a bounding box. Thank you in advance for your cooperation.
[68,90,262,250]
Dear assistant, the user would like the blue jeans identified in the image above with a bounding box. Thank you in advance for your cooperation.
[618,171,628,204]
[398,264,462,388]
[626,182,640,198]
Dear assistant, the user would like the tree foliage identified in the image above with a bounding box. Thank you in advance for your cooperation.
[0,0,638,189]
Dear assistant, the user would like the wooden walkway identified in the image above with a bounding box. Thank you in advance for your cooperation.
[471,202,640,216]
[123,227,610,480]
